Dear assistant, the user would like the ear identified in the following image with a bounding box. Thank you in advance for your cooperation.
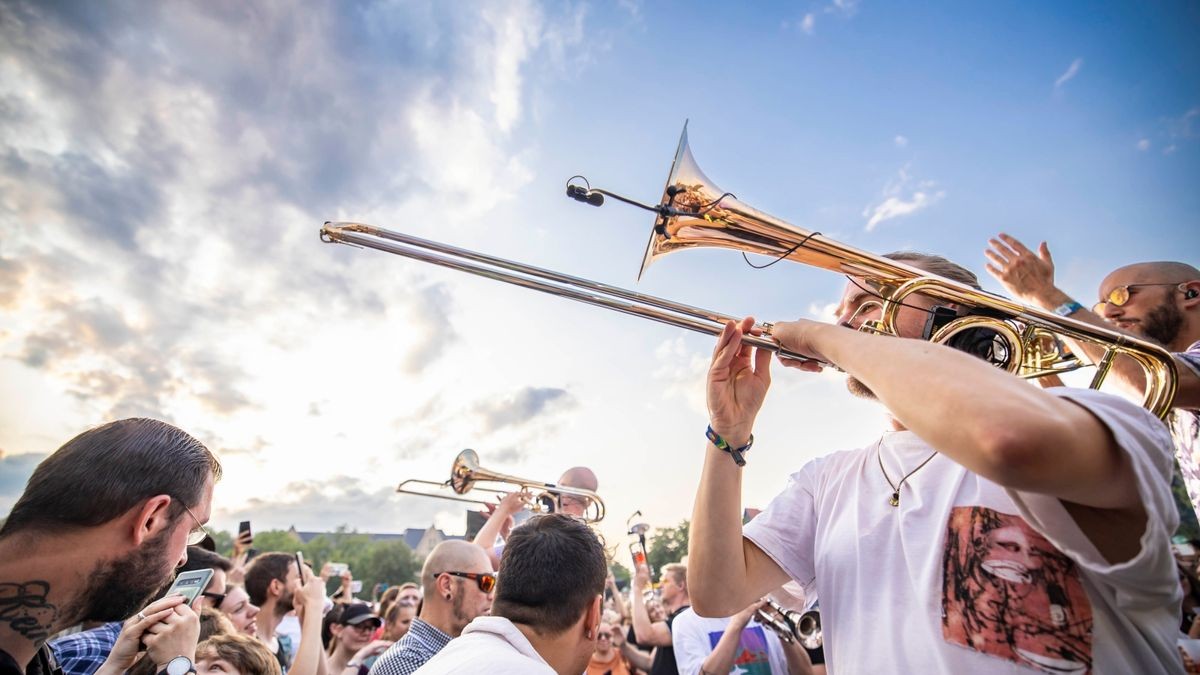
[1181,281,1200,306]
[434,574,452,599]
[269,577,284,599]
[329,623,344,638]
[131,494,174,546]
[583,595,602,640]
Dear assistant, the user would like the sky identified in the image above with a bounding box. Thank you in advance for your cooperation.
[1,1,1198,550]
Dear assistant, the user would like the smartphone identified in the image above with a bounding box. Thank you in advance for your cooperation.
[295,551,306,582]
[328,562,349,577]
[238,520,252,539]
[165,568,214,606]
[350,580,362,594]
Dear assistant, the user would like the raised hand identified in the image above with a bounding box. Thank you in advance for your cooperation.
[984,233,1061,307]
[707,318,772,447]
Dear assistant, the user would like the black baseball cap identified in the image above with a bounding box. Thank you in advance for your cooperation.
[339,603,382,627]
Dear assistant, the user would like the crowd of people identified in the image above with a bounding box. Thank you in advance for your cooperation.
[1,240,1197,674]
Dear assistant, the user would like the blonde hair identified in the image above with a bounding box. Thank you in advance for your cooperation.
[661,563,687,588]
[884,251,981,290]
[196,634,282,675]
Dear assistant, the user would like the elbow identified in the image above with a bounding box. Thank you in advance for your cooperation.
[975,422,1053,488]
[691,595,740,619]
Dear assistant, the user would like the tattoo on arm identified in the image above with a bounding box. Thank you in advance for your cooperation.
[0,581,58,642]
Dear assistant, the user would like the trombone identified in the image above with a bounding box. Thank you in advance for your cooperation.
[396,449,606,523]
[321,124,1177,417]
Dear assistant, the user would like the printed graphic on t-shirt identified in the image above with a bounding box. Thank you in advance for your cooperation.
[942,506,1093,674]
[705,625,772,674]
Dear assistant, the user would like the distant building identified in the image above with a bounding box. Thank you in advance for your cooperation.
[286,525,464,559]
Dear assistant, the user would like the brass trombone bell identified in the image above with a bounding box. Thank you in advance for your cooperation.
[396,449,606,523]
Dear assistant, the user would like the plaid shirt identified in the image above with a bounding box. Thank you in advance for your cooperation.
[49,622,121,675]
[366,618,450,675]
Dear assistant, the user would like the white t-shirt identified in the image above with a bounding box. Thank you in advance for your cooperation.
[672,608,790,675]
[743,388,1183,674]
[411,616,555,674]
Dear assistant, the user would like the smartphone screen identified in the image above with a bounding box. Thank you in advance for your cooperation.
[166,569,214,606]
[350,580,363,594]
[238,520,252,537]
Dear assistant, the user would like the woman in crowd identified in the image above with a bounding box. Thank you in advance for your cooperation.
[218,586,262,638]
[381,601,416,642]
[324,603,390,675]
[587,614,633,675]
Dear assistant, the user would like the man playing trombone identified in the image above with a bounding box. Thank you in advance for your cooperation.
[689,253,1184,672]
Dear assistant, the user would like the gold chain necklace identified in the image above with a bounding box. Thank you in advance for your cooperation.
[876,439,939,507]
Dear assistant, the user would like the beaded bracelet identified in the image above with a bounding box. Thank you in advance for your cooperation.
[706,425,753,467]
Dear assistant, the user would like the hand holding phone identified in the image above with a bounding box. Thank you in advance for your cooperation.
[104,596,187,670]
[142,603,200,670]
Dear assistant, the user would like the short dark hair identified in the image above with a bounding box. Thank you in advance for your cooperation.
[0,418,222,538]
[244,552,294,607]
[491,514,606,636]
[181,546,233,574]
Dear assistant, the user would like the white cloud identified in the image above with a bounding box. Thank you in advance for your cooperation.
[862,164,946,232]
[894,135,908,148]
[1054,58,1083,90]
[801,13,816,34]
[1137,139,1151,151]
[828,0,860,16]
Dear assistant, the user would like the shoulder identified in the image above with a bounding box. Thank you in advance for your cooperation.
[1048,388,1172,459]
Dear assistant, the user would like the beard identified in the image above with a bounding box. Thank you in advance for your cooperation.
[75,525,177,622]
[846,375,877,400]
[1140,302,1184,347]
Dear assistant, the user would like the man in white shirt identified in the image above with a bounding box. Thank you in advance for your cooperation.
[414,513,606,675]
[689,252,1184,673]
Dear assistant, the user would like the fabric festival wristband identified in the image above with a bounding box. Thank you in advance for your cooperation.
[706,425,753,467]
[1053,300,1084,317]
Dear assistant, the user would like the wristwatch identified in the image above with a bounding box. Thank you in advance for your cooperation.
[160,656,196,675]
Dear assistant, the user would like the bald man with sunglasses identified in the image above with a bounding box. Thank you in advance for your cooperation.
[368,541,494,675]
[985,234,1200,516]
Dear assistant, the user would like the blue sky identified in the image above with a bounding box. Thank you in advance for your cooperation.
[1,1,1197,547]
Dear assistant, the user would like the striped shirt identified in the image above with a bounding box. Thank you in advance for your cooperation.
[366,618,451,675]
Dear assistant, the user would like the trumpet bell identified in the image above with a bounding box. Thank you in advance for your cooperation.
[796,610,822,650]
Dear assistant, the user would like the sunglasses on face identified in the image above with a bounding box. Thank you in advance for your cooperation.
[439,571,496,593]
[1093,283,1183,314]
[202,591,226,606]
